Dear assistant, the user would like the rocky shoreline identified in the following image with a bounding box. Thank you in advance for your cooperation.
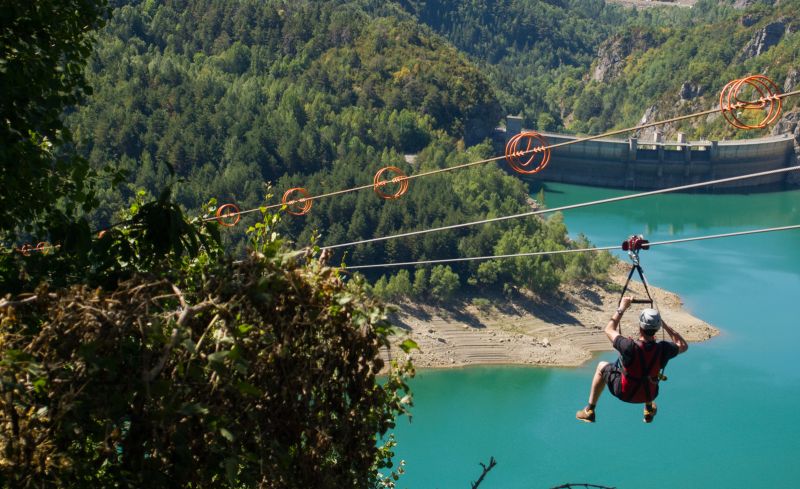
[384,262,718,370]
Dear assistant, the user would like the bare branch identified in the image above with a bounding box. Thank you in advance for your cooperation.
[170,283,187,310]
[145,289,215,383]
[471,456,497,489]
[0,295,39,308]
[550,484,616,489]
[145,327,180,383]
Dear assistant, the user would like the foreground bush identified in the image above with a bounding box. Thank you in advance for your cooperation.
[0,245,413,488]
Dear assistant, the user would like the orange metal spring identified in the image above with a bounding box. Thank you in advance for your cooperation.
[719,75,782,130]
[282,188,313,215]
[215,203,242,227]
[373,166,410,200]
[504,131,551,174]
[17,242,54,255]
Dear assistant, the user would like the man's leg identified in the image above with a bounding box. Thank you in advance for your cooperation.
[576,361,609,422]
[588,361,610,406]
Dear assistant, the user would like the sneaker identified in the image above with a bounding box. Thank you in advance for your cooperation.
[643,403,658,423]
[576,407,595,423]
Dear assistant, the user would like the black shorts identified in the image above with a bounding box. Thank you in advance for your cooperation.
[601,361,624,399]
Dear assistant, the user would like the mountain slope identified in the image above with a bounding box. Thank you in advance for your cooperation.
[67,0,613,297]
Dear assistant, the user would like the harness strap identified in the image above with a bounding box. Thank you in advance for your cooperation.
[639,342,663,403]
[622,341,663,402]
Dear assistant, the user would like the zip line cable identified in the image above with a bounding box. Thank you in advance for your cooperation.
[344,224,800,270]
[201,80,800,223]
[322,164,800,251]
[10,76,800,253]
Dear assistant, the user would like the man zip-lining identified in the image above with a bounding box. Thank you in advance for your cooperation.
[576,296,688,423]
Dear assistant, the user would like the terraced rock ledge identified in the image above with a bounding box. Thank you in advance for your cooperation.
[385,262,718,369]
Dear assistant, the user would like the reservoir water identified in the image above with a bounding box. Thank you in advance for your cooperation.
[391,183,800,488]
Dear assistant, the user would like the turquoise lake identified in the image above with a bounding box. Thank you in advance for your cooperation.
[390,183,800,488]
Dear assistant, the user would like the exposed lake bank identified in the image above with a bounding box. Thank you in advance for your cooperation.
[386,261,718,369]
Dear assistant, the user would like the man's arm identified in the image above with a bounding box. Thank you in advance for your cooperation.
[605,296,632,344]
[662,320,688,354]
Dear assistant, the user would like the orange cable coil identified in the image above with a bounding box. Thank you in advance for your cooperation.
[719,75,782,130]
[215,203,242,227]
[373,166,410,200]
[281,188,313,215]
[504,131,551,174]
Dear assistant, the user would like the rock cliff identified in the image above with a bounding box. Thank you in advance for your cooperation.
[592,31,658,83]
[741,21,786,59]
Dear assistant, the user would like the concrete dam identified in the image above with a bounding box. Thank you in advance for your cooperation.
[501,117,799,191]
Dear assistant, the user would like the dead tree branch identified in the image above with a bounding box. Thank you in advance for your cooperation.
[471,456,497,489]
[550,484,616,489]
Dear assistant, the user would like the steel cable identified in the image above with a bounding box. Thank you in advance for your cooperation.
[345,224,800,270]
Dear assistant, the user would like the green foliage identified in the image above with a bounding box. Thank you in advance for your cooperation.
[412,268,428,297]
[563,234,616,284]
[0,0,109,254]
[396,0,620,129]
[399,0,800,139]
[385,269,413,300]
[67,0,501,233]
[556,1,800,138]
[471,297,492,313]
[2,5,420,487]
[372,275,390,300]
[53,0,622,303]
[428,265,460,301]
[0,213,414,488]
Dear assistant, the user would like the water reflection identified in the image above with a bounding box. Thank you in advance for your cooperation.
[532,183,800,232]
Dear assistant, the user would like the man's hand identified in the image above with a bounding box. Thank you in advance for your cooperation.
[662,320,689,354]
[605,296,632,343]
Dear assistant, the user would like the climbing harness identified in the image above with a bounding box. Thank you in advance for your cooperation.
[618,235,668,386]
[619,340,665,403]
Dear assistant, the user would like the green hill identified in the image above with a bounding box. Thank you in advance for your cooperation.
[66,0,800,298]
[68,0,613,298]
[397,0,800,137]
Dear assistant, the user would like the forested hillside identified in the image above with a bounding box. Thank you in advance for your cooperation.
[68,0,615,299]
[581,0,800,140]
[70,0,499,224]
[66,0,800,299]
[399,0,800,137]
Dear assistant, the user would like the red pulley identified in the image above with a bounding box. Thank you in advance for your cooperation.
[622,235,650,252]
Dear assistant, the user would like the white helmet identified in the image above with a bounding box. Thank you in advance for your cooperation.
[639,308,662,334]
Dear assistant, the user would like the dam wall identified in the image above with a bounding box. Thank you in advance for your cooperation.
[500,117,798,191]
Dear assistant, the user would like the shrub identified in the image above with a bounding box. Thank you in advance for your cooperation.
[0,242,414,488]
[428,265,460,301]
